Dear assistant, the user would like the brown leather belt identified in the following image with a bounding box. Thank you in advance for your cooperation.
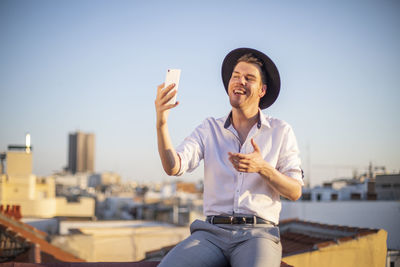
[206,215,276,226]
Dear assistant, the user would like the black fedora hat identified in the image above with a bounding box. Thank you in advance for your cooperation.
[221,48,281,110]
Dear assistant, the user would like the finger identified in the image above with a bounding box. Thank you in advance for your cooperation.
[228,152,237,159]
[160,90,178,105]
[157,83,165,93]
[230,156,243,165]
[229,156,247,167]
[234,153,248,160]
[229,157,238,167]
[229,152,245,158]
[161,101,180,112]
[160,83,176,98]
[159,87,177,103]
[239,158,251,165]
[236,162,249,170]
[235,165,248,172]
[170,101,179,108]
[251,138,260,153]
[228,156,241,168]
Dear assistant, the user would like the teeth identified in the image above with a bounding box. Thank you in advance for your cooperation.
[234,89,245,95]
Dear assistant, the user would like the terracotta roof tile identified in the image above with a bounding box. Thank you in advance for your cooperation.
[0,213,84,262]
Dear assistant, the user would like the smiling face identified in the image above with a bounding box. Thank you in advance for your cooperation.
[228,61,266,111]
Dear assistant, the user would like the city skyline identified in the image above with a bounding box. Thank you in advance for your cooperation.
[1,1,399,186]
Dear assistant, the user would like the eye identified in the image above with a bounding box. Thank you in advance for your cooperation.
[246,76,256,82]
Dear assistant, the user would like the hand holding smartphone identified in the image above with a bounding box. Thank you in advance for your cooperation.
[163,69,181,105]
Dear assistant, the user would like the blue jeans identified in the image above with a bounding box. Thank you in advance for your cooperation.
[158,219,282,267]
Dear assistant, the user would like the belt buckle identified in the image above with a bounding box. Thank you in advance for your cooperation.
[210,216,215,224]
[232,216,246,224]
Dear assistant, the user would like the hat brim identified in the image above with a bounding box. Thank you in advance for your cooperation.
[221,48,280,110]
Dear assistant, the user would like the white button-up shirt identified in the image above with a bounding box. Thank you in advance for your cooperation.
[176,111,303,224]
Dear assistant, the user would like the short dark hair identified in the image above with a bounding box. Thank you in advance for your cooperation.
[236,53,267,85]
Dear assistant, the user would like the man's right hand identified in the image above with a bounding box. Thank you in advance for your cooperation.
[155,83,179,128]
[155,82,181,176]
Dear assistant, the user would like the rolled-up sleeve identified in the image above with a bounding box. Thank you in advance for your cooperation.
[175,120,207,176]
[276,125,304,185]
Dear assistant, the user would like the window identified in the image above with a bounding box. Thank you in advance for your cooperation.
[301,193,311,201]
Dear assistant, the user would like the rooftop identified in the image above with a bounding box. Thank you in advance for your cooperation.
[279,218,379,257]
[0,206,84,263]
[1,208,383,267]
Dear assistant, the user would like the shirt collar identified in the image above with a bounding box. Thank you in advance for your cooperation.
[224,109,271,129]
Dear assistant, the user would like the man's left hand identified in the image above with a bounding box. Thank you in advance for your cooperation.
[228,138,270,173]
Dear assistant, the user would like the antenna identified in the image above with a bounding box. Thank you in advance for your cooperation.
[7,133,33,153]
[25,133,31,153]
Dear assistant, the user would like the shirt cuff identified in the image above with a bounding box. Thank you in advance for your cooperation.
[175,152,184,176]
[284,169,304,186]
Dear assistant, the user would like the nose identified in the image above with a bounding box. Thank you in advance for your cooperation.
[238,75,246,85]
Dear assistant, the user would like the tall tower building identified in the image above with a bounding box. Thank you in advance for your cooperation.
[68,131,95,174]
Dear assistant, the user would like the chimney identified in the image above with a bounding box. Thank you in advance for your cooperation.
[14,205,22,220]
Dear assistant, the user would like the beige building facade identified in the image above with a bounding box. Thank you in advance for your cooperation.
[283,229,387,267]
[52,222,190,262]
[0,149,94,218]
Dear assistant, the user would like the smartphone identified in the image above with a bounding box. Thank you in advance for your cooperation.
[163,69,181,105]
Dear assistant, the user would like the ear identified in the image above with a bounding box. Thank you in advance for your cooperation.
[259,84,267,98]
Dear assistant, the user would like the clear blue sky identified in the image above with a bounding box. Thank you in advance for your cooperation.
[1,0,399,186]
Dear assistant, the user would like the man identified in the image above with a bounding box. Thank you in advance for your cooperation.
[155,48,303,267]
